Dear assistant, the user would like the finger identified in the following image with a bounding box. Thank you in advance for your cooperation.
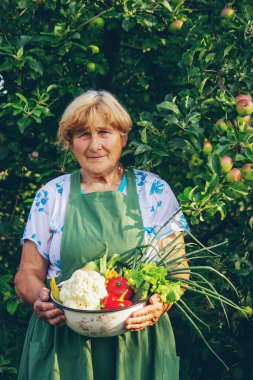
[39,287,50,302]
[126,317,157,331]
[149,293,162,305]
[126,312,160,326]
[44,308,64,320]
[48,314,66,326]
[34,300,56,313]
[37,308,65,325]
[125,312,161,330]
[130,303,163,318]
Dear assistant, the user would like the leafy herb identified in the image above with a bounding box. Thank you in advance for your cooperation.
[124,264,183,303]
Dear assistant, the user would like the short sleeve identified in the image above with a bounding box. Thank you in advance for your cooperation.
[21,185,54,260]
[151,179,190,240]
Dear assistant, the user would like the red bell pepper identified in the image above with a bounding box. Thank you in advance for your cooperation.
[106,276,133,300]
[103,291,133,310]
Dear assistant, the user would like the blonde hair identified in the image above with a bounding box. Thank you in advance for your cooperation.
[58,90,132,150]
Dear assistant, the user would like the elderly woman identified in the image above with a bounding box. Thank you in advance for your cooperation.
[15,90,189,380]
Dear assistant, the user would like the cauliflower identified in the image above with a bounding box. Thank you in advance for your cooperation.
[60,269,108,310]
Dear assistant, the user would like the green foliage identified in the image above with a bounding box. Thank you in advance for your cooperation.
[0,0,253,378]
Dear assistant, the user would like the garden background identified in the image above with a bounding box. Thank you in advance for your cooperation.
[0,0,252,379]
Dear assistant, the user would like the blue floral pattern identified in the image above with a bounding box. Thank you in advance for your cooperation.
[150,180,164,195]
[135,172,147,187]
[56,182,64,195]
[21,170,189,278]
[35,189,49,212]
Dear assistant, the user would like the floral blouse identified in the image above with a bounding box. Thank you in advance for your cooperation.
[22,169,189,279]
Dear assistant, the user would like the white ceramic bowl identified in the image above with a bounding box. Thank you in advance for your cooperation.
[50,292,147,338]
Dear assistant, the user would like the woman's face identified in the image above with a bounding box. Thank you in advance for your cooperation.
[71,121,127,176]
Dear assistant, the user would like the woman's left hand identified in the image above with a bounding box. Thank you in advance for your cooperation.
[125,294,170,331]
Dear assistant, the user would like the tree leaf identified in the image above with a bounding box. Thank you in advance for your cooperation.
[7,300,19,315]
[15,92,27,103]
[16,47,24,58]
[157,101,180,115]
[187,112,201,125]
[122,18,136,32]
[208,153,222,175]
[141,128,147,144]
[17,116,31,133]
[228,182,248,195]
[134,144,152,155]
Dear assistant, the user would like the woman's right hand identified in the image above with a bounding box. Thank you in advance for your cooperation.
[33,287,66,326]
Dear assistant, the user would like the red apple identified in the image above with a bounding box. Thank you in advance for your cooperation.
[215,119,228,132]
[221,155,233,173]
[221,7,235,19]
[169,20,183,33]
[235,94,252,102]
[203,140,213,154]
[242,163,253,181]
[226,168,242,182]
[236,99,253,116]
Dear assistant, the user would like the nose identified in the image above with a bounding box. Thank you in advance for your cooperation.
[89,134,102,151]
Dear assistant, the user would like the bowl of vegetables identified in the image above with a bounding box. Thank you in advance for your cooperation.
[50,253,148,338]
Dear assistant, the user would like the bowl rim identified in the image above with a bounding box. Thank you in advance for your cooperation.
[50,292,148,313]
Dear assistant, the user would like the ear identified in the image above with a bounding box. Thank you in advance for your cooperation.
[121,134,128,148]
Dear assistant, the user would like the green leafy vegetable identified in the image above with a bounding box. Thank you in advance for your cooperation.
[124,263,182,303]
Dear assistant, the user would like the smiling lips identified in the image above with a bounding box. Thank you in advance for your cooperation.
[88,155,106,160]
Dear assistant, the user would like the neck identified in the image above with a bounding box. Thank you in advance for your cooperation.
[80,164,124,192]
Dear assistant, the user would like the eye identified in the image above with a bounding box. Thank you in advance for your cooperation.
[99,130,110,135]
[78,131,90,138]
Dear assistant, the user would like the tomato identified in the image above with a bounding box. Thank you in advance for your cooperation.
[106,276,133,300]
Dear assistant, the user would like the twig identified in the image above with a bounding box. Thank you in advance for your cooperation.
[47,97,60,108]
[121,42,143,51]
[205,68,233,98]
[77,9,111,31]
[232,119,243,154]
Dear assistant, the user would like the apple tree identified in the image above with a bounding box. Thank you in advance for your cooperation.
[0,0,252,379]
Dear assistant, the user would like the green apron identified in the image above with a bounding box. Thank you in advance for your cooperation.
[18,169,179,380]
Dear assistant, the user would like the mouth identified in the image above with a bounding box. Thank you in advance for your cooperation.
[88,156,106,160]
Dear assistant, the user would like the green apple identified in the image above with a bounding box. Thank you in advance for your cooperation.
[54,23,66,36]
[169,20,183,33]
[236,115,251,132]
[221,155,233,173]
[237,115,250,124]
[203,139,213,154]
[226,168,242,182]
[221,7,235,19]
[242,163,253,181]
[236,99,253,116]
[86,62,96,72]
[215,119,228,132]
[89,17,104,29]
[189,153,203,168]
